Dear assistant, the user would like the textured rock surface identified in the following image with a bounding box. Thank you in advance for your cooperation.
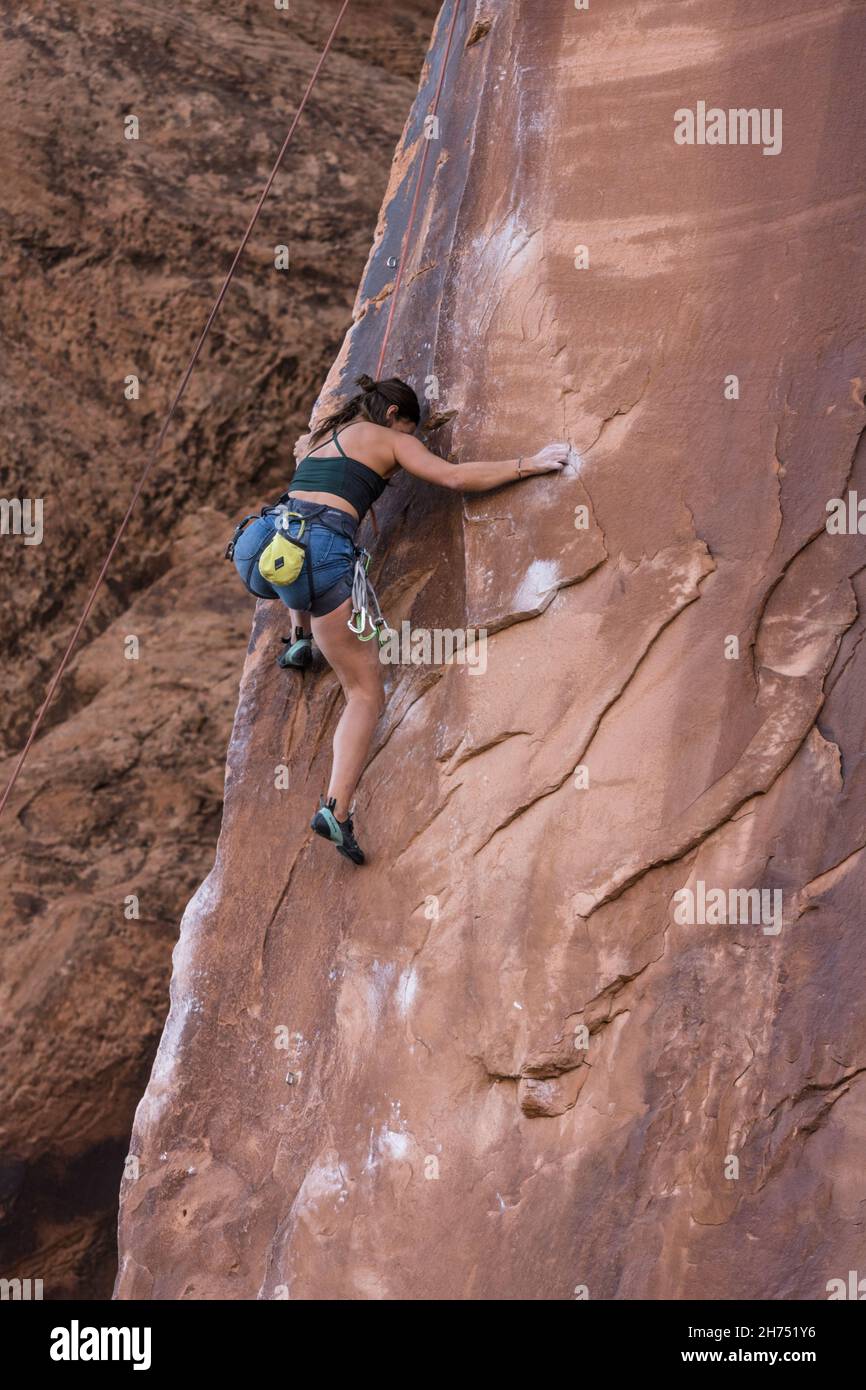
[114,0,866,1300]
[0,0,438,1298]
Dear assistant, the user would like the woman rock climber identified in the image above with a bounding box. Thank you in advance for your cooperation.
[232,374,569,865]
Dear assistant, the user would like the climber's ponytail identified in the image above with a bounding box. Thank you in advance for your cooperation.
[307,375,421,446]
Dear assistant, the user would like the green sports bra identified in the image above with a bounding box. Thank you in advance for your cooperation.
[290,429,388,520]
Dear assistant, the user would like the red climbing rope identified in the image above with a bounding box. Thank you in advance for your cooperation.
[0,0,352,820]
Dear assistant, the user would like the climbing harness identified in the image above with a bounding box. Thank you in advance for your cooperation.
[227,498,392,644]
[224,505,311,597]
[347,548,391,645]
[224,510,276,597]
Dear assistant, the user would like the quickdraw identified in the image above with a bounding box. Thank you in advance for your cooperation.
[347,549,391,645]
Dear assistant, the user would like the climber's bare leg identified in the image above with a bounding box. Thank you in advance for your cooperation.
[311,597,384,820]
[290,607,311,633]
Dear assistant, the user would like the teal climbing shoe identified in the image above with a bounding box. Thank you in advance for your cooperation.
[310,796,365,866]
[278,628,313,670]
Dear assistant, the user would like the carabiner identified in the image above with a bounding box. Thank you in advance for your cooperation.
[347,607,369,637]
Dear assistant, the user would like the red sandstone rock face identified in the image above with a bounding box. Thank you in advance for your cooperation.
[0,0,438,1299]
[113,0,866,1299]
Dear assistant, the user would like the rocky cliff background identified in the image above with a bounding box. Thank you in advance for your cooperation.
[113,0,866,1300]
[4,0,866,1304]
[0,0,440,1299]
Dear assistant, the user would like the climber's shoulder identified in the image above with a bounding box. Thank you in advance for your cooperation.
[338,420,450,483]
[338,421,454,488]
[337,419,396,469]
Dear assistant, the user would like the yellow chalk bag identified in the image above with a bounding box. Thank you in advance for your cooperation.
[257,512,308,587]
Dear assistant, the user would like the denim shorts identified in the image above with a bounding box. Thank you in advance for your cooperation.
[233,499,358,617]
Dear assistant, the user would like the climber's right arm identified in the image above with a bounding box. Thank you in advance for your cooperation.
[392,434,570,493]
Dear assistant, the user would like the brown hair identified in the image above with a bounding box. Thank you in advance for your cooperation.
[307,375,421,447]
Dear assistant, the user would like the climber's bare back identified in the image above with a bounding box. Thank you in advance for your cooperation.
[289,420,409,520]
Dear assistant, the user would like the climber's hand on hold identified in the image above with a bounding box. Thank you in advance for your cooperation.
[527,441,570,475]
